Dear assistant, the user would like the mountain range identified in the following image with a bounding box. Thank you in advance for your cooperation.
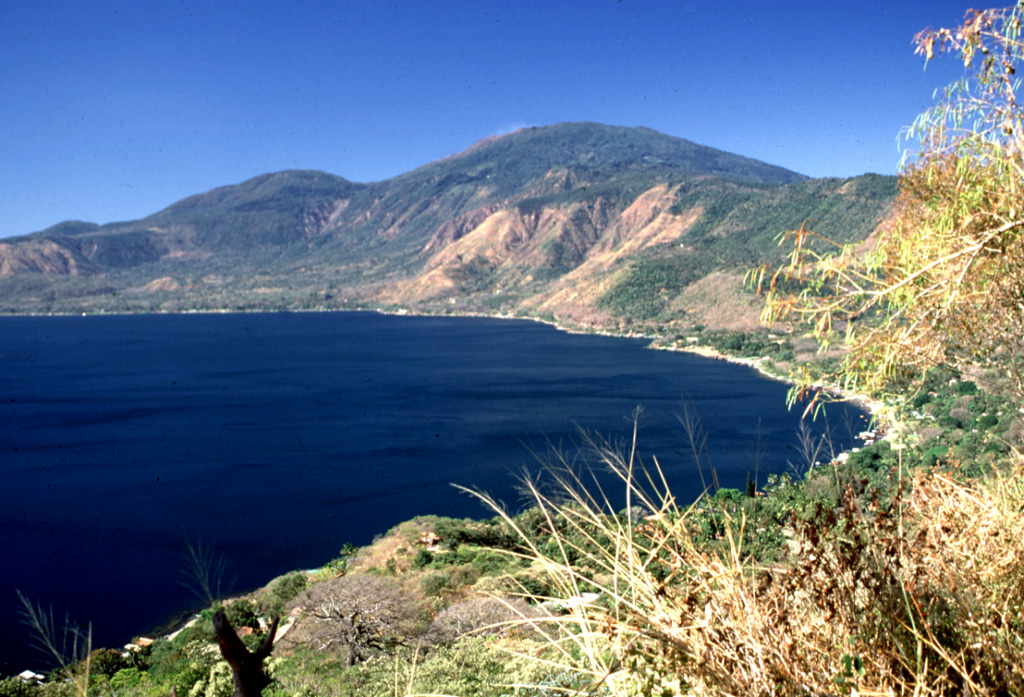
[0,122,897,331]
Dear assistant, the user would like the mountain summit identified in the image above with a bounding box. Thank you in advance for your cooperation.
[427,122,806,185]
[0,123,894,331]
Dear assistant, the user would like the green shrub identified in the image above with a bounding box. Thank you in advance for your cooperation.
[984,441,1008,455]
[956,380,979,395]
[412,549,434,569]
[0,677,37,697]
[468,548,508,574]
[168,620,214,647]
[257,571,309,617]
[714,487,744,505]
[846,441,896,472]
[977,413,1000,429]
[87,648,134,678]
[921,445,949,467]
[108,667,151,693]
[275,572,308,603]
[189,661,233,697]
[145,638,218,693]
[419,572,450,598]
[224,600,259,631]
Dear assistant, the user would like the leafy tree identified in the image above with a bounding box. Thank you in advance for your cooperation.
[223,599,260,632]
[88,648,134,678]
[753,4,1024,403]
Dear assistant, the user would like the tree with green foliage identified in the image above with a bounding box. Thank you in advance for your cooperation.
[753,4,1024,404]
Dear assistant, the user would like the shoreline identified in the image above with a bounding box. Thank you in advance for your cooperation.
[662,343,889,419]
[368,305,894,441]
[1,302,891,421]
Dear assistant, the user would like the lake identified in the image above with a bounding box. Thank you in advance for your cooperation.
[0,311,869,673]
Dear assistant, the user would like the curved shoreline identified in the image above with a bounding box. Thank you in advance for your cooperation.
[662,344,888,418]
[395,306,892,423]
[3,303,891,423]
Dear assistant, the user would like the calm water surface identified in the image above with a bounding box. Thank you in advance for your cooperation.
[0,312,869,672]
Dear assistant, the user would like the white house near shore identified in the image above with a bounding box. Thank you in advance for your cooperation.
[18,670,44,684]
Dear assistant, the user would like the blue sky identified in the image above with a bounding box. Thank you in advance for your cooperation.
[1,0,973,238]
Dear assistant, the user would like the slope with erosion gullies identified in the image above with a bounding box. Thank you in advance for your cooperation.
[309,122,809,266]
[0,123,806,276]
[381,171,897,331]
[0,123,895,327]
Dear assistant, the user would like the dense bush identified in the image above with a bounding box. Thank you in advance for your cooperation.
[256,571,308,617]
[222,599,260,632]
[88,649,134,678]
[143,637,219,696]
[265,638,558,697]
[0,678,36,697]
[108,667,150,694]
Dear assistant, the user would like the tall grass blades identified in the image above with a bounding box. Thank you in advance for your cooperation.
[180,536,234,604]
[468,421,1024,696]
[16,591,92,697]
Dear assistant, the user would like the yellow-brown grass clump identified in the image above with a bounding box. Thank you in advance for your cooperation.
[469,428,1024,696]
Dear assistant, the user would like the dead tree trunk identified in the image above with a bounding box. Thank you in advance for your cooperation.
[213,611,279,697]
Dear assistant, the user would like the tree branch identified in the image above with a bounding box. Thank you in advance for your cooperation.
[213,611,279,697]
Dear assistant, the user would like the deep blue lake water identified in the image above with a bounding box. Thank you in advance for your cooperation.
[0,311,869,673]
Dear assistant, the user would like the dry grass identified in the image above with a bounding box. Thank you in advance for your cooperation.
[17,590,93,697]
[468,425,1024,696]
[672,271,766,332]
[348,519,438,576]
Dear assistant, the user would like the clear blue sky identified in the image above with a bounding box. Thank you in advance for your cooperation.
[1,0,973,238]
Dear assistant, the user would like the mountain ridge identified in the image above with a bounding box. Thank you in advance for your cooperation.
[0,122,895,332]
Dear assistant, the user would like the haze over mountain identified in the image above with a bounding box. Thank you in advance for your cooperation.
[0,123,896,331]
